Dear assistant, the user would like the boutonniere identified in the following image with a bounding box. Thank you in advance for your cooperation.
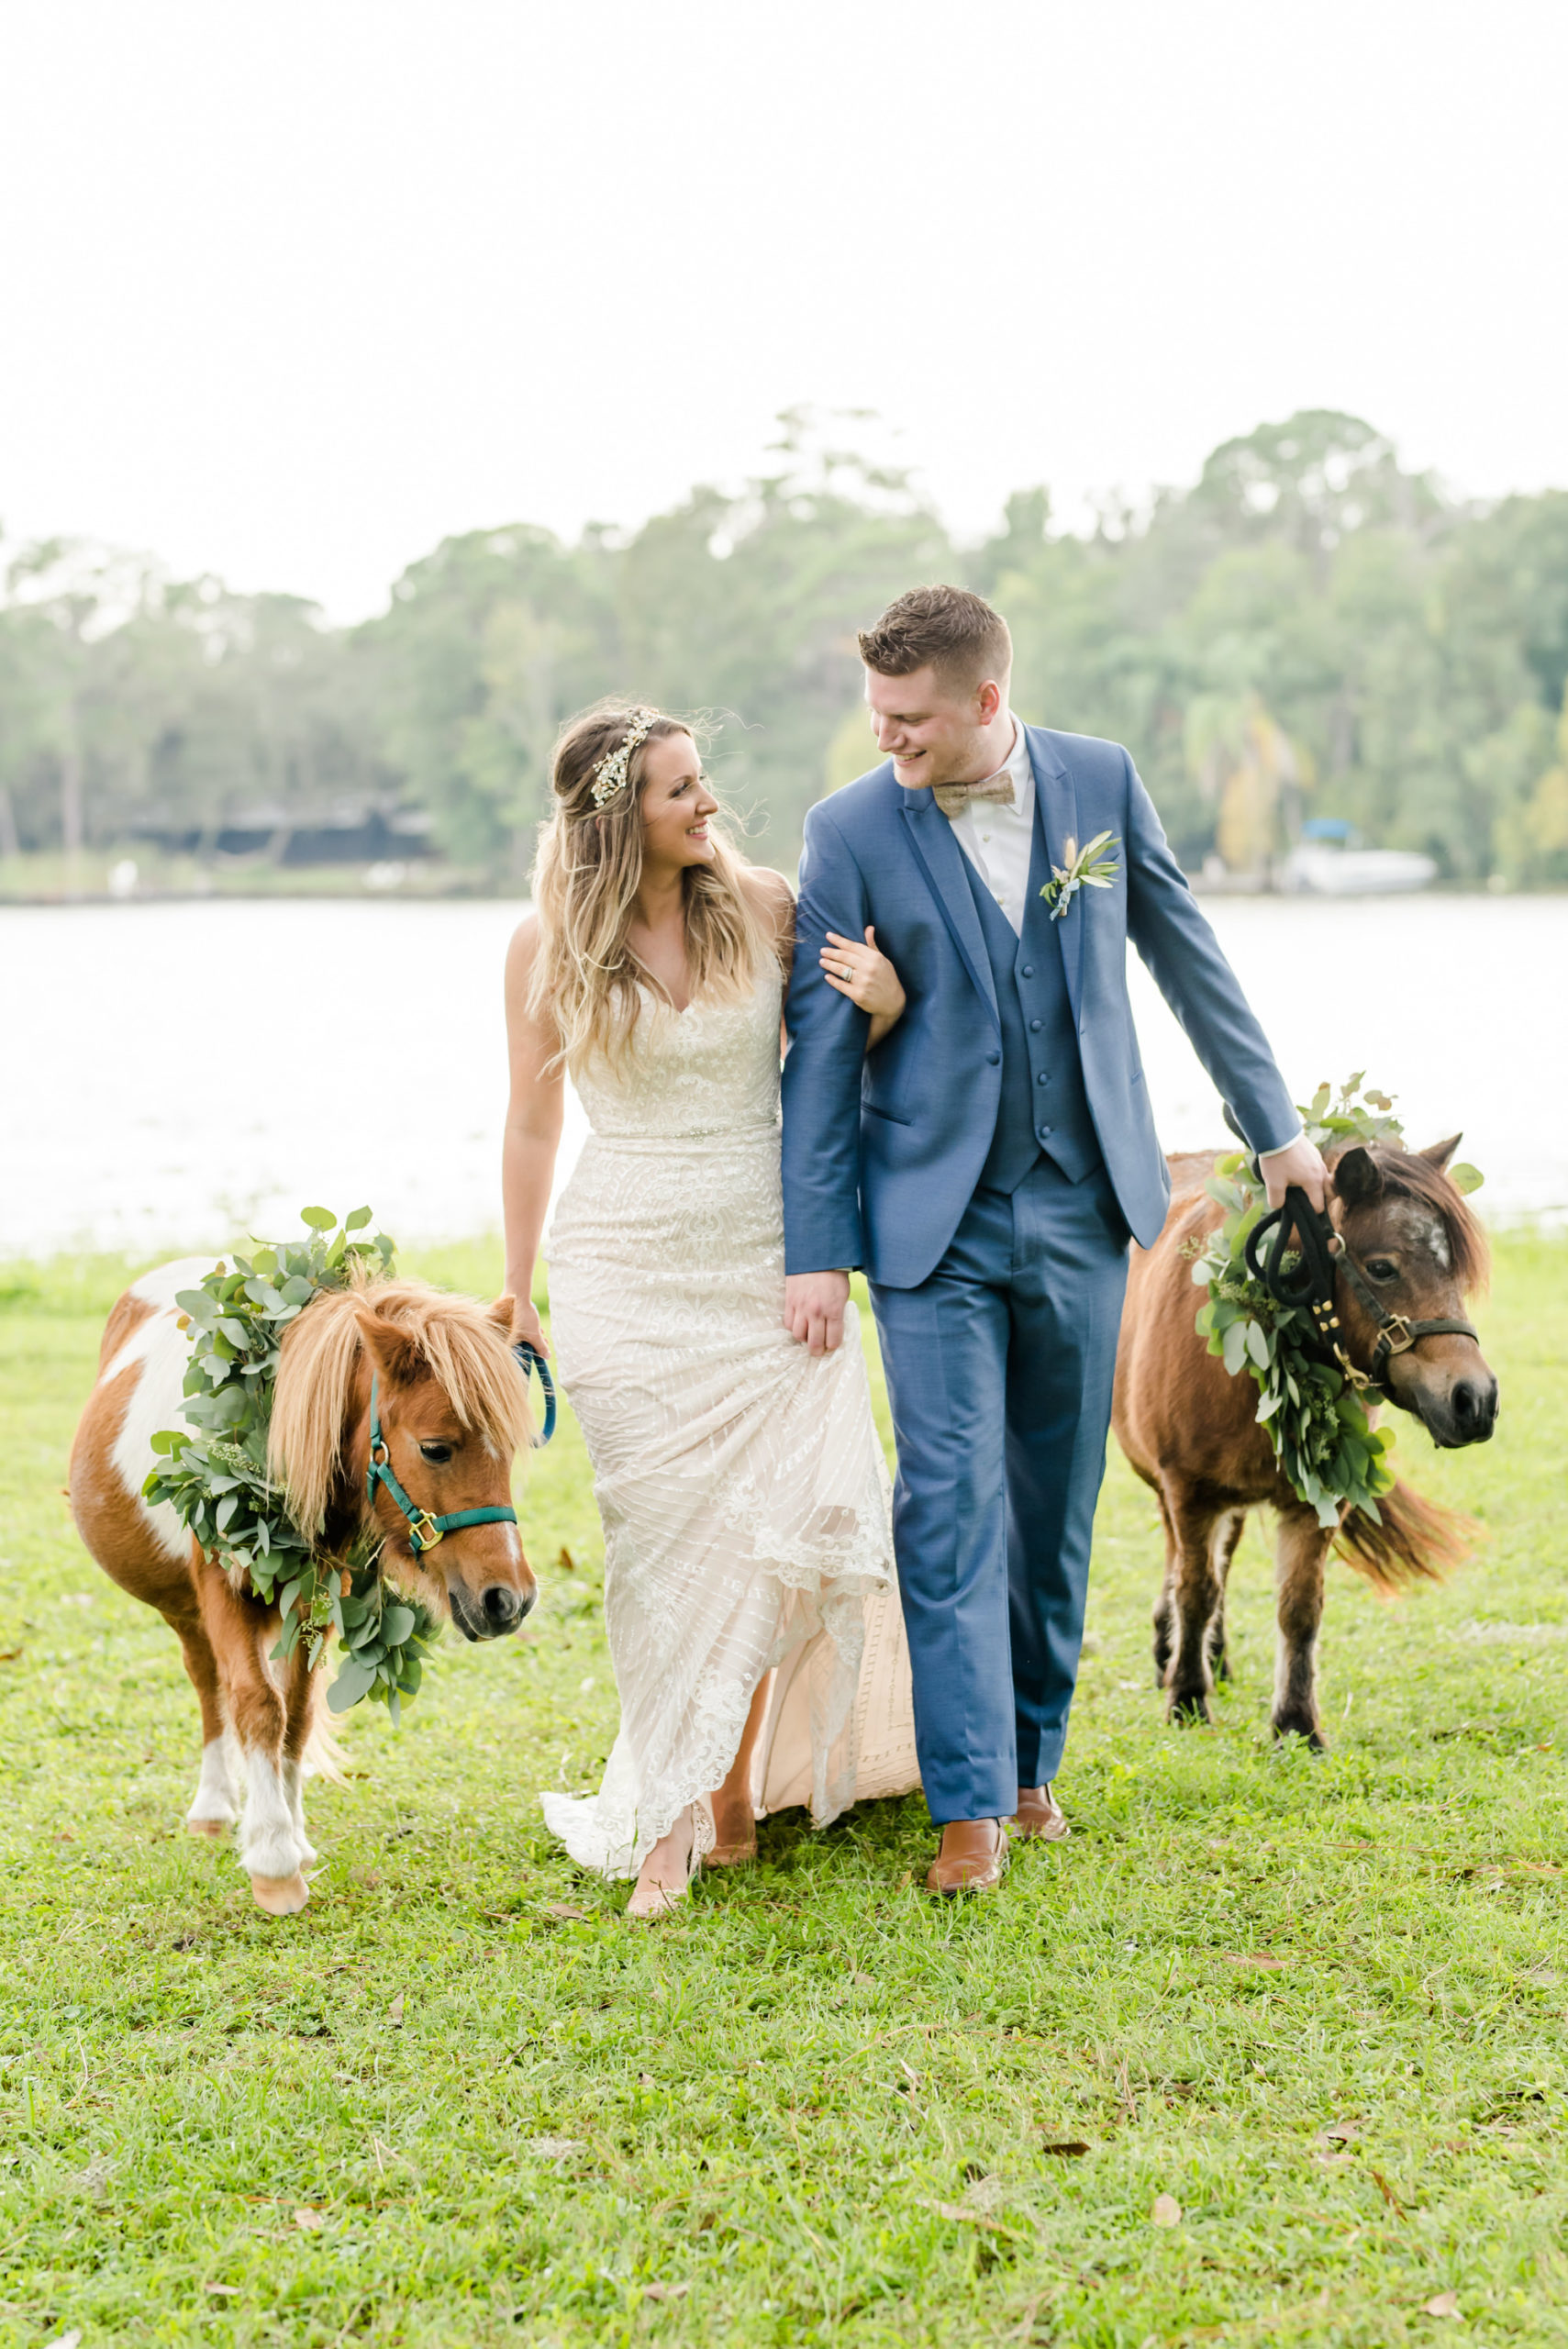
[1040,830,1120,922]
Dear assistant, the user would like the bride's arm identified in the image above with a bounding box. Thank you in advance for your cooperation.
[738,866,798,1059]
[502,913,566,1357]
[741,869,906,1055]
[820,926,906,1052]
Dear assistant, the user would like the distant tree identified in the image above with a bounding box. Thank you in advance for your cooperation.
[4,409,1567,888]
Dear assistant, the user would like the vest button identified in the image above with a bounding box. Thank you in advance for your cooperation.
[1037,1071,1049,1085]
[1021,964,1034,978]
[986,1049,1001,1065]
[1029,1019,1042,1032]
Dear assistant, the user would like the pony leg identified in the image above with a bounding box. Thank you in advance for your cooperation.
[1273,1508,1330,1748]
[1207,1508,1247,1686]
[1163,1490,1225,1725]
[279,1643,319,1868]
[195,1555,310,1911]
[172,1615,241,1836]
[1151,1488,1178,1684]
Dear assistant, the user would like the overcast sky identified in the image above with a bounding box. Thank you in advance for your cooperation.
[4,0,1565,620]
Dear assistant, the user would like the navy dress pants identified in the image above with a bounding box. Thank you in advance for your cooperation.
[869,1156,1131,1825]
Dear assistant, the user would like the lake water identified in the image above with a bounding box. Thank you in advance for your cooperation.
[2,894,1563,1261]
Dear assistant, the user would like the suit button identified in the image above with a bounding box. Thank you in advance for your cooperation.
[1038,1125,1052,1141]
[986,1050,1001,1065]
[1036,1071,1049,1085]
[1021,964,1033,978]
[1029,1019,1041,1032]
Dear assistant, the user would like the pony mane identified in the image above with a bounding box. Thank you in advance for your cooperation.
[1365,1143,1490,1295]
[267,1274,531,1535]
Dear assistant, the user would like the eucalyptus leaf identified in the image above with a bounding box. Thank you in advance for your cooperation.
[328,1656,378,1712]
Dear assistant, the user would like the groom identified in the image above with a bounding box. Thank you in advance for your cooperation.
[780,584,1326,1893]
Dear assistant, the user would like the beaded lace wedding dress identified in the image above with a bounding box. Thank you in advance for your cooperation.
[540,960,918,1879]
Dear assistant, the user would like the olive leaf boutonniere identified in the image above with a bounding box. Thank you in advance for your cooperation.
[1040,830,1120,921]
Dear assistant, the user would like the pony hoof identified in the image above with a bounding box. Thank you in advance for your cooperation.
[1168,1692,1212,1727]
[1272,1721,1328,1753]
[185,1816,229,1838]
[250,1871,310,1916]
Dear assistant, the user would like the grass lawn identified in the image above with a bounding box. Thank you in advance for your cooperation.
[1,1232,1566,2347]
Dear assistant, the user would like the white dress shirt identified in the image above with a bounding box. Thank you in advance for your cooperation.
[941,718,1037,937]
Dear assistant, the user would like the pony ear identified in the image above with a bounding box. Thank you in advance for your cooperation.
[488,1294,516,1335]
[354,1307,427,1387]
[1418,1132,1462,1171]
[1333,1145,1384,1206]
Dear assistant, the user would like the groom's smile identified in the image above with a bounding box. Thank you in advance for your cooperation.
[863,659,1015,793]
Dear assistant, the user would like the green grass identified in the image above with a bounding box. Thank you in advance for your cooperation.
[2,1233,1566,2346]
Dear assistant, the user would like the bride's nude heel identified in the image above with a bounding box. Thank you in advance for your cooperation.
[627,1808,699,1920]
[706,1815,758,1866]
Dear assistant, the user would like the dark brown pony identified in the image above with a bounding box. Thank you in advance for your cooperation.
[69,1261,538,1914]
[1112,1138,1496,1746]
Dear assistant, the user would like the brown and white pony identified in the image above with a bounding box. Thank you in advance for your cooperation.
[1113,1138,1496,1747]
[69,1262,538,1913]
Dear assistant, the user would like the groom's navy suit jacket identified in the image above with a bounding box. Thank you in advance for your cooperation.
[782,725,1298,1288]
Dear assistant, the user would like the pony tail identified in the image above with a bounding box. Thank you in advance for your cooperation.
[1333,1478,1475,1591]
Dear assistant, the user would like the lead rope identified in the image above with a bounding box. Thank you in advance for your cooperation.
[512,1342,557,1445]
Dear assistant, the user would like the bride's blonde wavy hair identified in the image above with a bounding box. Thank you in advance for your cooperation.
[528,699,773,1074]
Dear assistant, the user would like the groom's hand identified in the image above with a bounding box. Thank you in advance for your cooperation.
[1259,1132,1329,1213]
[784,1270,851,1355]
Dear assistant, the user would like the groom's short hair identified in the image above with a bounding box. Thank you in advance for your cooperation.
[858,585,1012,692]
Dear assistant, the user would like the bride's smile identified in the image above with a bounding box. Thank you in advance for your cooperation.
[638,734,719,868]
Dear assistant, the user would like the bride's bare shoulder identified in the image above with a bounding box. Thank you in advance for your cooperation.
[505,909,546,1003]
[506,907,542,958]
[738,864,795,945]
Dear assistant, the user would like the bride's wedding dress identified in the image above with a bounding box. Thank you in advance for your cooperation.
[540,961,917,1878]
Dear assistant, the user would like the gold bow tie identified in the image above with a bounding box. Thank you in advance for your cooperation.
[933,774,1016,818]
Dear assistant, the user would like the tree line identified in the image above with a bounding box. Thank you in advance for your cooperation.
[3,408,1566,885]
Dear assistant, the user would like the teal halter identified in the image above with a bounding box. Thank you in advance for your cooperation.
[365,1375,520,1556]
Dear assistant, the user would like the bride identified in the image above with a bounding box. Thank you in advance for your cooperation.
[503,702,918,1918]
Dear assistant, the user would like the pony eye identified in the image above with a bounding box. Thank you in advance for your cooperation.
[1366,1259,1399,1283]
[419,1441,454,1464]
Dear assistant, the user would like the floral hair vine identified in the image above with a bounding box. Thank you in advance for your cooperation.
[590,708,658,808]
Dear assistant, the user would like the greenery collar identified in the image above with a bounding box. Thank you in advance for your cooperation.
[143,1208,439,1720]
[1190,1082,1483,1528]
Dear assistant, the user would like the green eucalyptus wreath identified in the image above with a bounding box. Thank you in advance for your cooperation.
[1188,1079,1484,1531]
[143,1208,440,1721]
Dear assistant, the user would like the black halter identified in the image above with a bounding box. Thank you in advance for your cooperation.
[1243,1183,1478,1404]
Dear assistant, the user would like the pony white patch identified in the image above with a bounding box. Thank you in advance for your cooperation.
[239,1746,306,1880]
[107,1259,212,1564]
[1392,1204,1451,1272]
[187,1735,240,1827]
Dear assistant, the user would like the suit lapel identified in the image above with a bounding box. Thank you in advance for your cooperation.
[1026,728,1084,1026]
[898,788,1000,1036]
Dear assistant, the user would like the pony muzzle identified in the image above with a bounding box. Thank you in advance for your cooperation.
[1411,1365,1498,1449]
[447,1574,537,1642]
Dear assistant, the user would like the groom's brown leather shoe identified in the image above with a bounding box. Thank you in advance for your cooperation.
[924,1819,1009,1895]
[1011,1783,1069,1841]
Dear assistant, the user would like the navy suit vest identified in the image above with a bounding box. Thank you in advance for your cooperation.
[958,802,1101,1194]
